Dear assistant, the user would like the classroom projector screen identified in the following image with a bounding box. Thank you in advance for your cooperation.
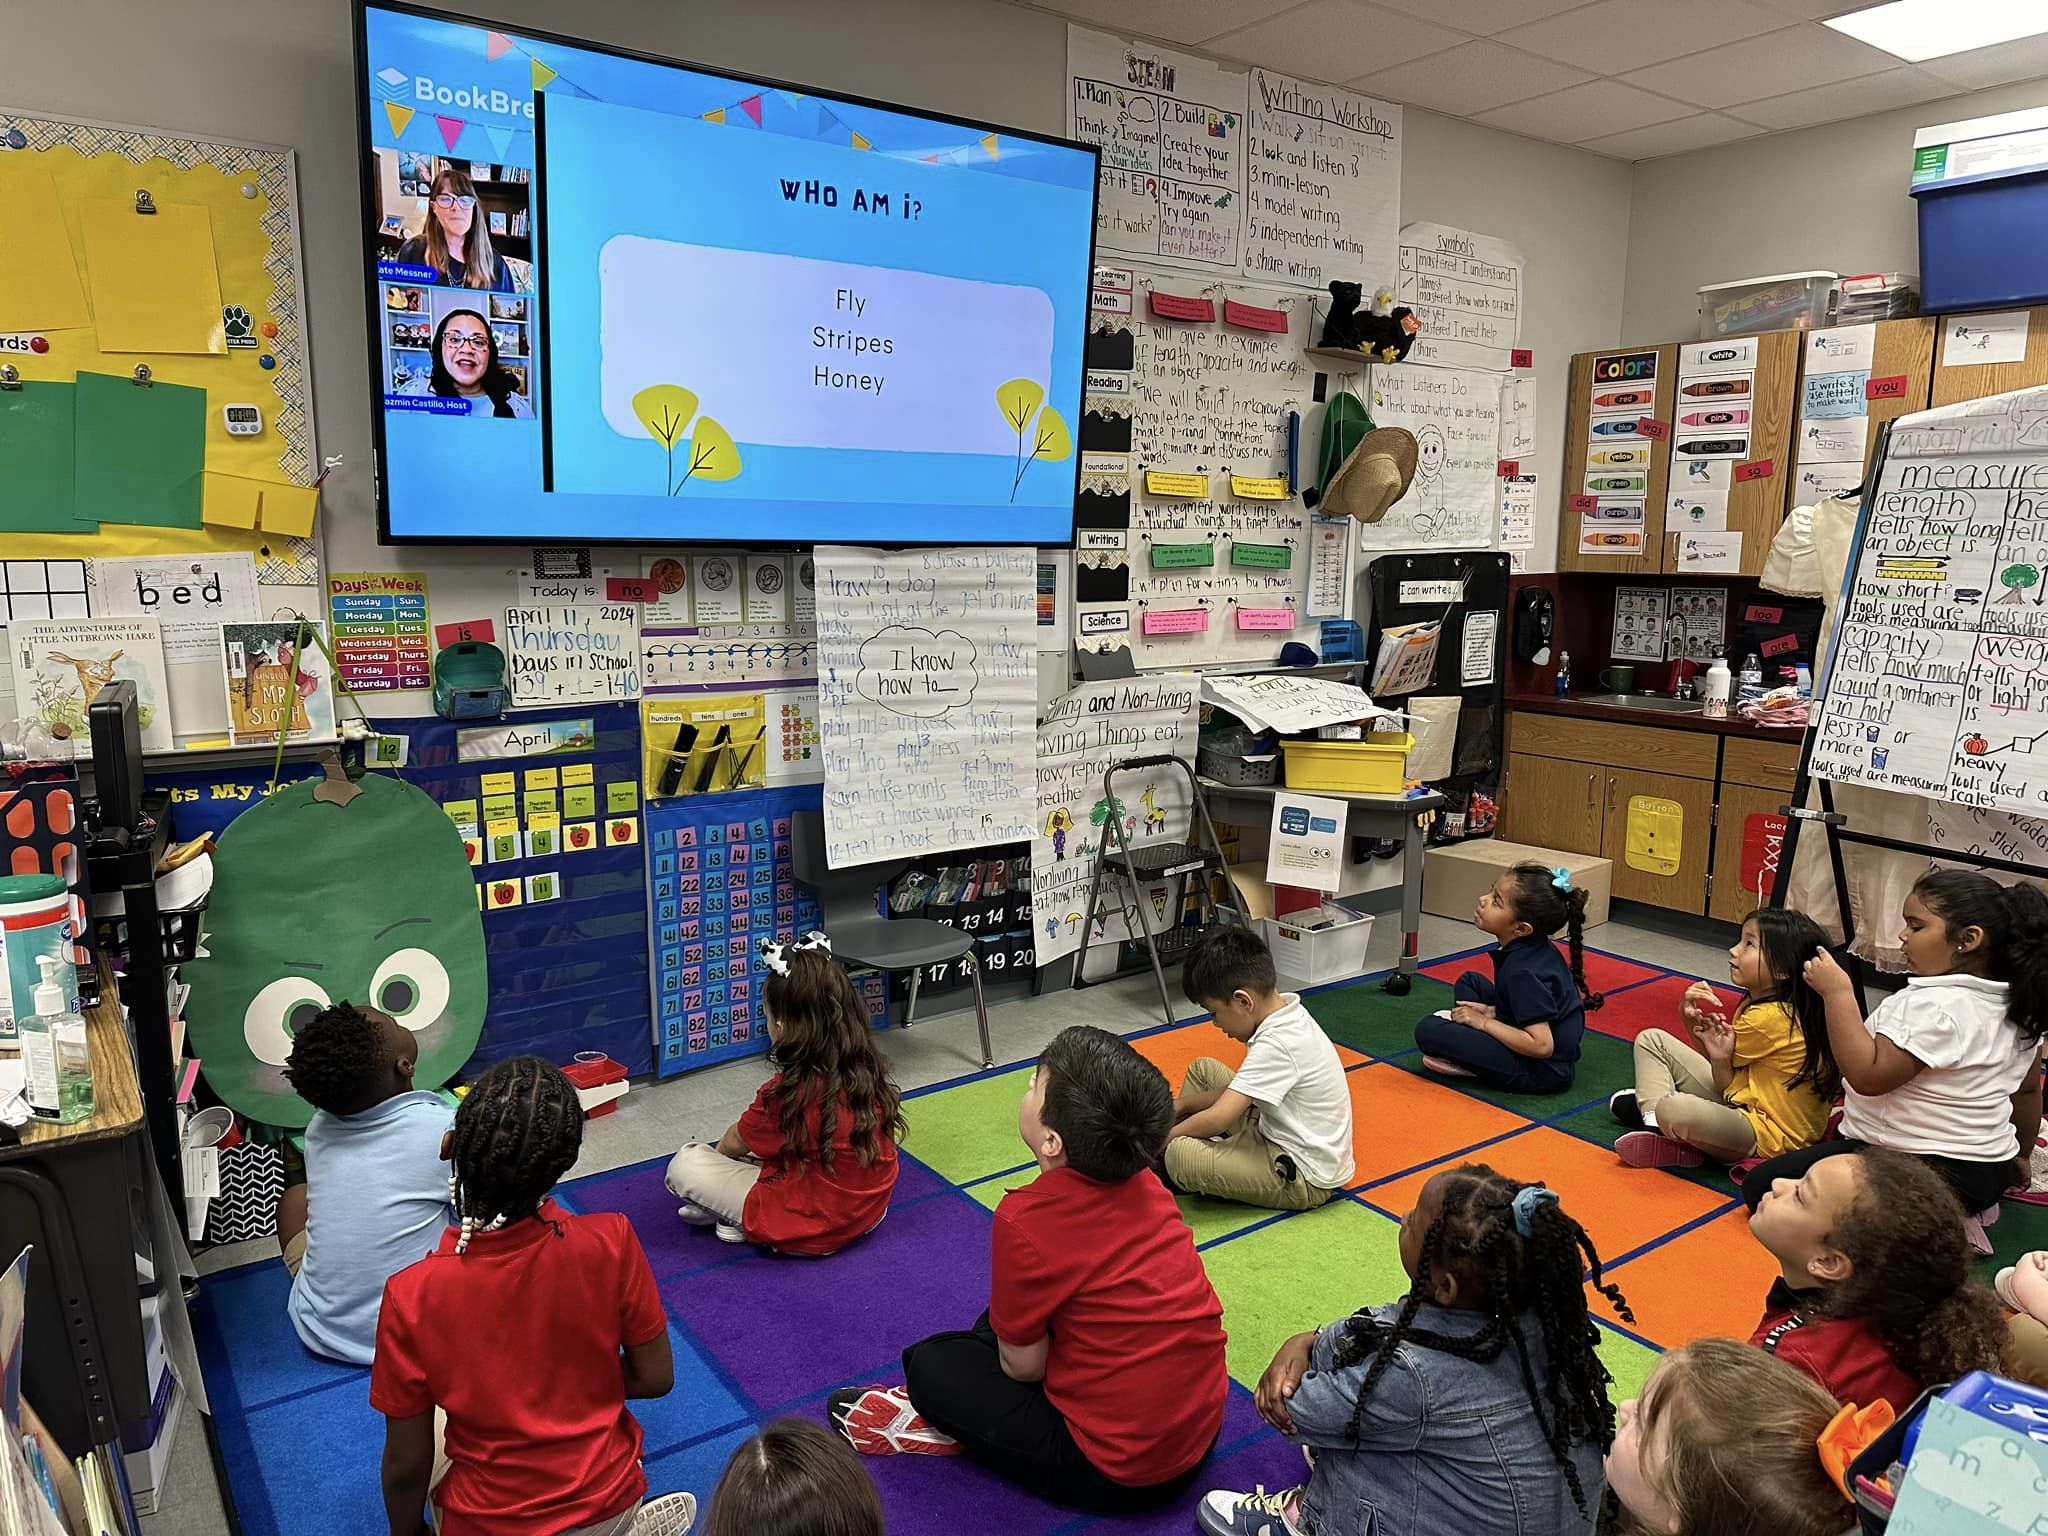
[354,2,1098,545]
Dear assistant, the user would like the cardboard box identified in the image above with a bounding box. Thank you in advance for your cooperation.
[1423,840,1612,929]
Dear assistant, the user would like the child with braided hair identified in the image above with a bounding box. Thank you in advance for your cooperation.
[372,1056,674,1536]
[666,932,904,1253]
[1415,863,1604,1093]
[1199,1164,1631,1536]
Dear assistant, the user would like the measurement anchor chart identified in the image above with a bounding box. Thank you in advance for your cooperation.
[1812,390,2048,815]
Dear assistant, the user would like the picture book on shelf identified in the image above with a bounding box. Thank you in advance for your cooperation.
[10,618,173,756]
[221,622,338,746]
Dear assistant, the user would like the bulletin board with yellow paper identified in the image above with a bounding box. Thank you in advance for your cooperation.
[0,110,320,561]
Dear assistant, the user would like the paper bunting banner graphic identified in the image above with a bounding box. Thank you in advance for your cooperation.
[383,101,415,137]
[485,30,512,61]
[703,107,726,124]
[436,115,466,150]
[851,132,871,151]
[485,125,514,161]
[981,133,1000,160]
[739,94,763,126]
[531,57,557,90]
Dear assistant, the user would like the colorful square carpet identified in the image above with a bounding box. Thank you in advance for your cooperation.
[192,946,2044,1534]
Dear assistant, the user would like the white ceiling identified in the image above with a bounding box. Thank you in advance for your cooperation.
[1013,0,2048,161]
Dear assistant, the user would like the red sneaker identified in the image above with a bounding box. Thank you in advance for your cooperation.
[1616,1131,1705,1170]
[827,1385,960,1457]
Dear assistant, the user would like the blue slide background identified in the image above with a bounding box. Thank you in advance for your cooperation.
[362,4,1095,543]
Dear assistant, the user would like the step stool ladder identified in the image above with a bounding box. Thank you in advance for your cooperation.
[1071,754,1250,1029]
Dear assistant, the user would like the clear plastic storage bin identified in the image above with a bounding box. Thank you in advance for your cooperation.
[1697,271,1836,338]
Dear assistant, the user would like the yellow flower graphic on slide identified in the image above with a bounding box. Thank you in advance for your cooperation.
[633,384,742,495]
[997,378,1071,502]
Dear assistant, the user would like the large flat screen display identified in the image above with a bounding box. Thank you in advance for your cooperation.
[355,2,1097,544]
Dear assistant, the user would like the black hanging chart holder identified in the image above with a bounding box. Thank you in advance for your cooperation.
[1365,551,1511,831]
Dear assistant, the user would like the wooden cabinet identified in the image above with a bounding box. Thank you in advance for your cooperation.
[1932,303,2048,405]
[1503,711,1798,918]
[1501,751,1603,855]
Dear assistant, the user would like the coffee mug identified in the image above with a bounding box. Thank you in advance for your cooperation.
[1599,665,1636,692]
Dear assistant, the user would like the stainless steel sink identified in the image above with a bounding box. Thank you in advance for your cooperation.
[1573,693,1708,715]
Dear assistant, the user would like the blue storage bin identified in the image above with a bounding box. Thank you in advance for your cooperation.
[1912,107,2048,313]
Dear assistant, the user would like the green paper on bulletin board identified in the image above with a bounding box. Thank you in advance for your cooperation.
[0,160,91,333]
[74,372,205,528]
[1151,542,1215,569]
[607,780,639,813]
[1232,542,1292,569]
[562,785,597,820]
[78,198,227,355]
[0,383,81,533]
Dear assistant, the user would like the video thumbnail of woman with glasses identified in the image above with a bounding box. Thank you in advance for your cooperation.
[390,308,533,418]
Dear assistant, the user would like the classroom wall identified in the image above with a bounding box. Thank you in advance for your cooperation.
[1622,77,2048,344]
[5,0,1634,666]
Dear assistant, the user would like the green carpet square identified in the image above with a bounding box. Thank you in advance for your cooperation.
[1391,1028,1636,1121]
[1201,1200,1409,1388]
[966,1166,1276,1247]
[902,1068,1035,1184]
[1305,977,1454,1060]
[1985,1197,2048,1280]
[1597,1322,1659,1402]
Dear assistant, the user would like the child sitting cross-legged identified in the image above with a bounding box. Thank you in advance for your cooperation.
[1746,1143,2018,1414]
[1605,1338,1854,1536]
[1415,863,1603,1093]
[830,1026,1228,1513]
[1166,926,1355,1209]
[1200,1164,1632,1536]
[373,1057,674,1536]
[1611,909,1838,1170]
[278,1002,453,1365]
[666,933,903,1253]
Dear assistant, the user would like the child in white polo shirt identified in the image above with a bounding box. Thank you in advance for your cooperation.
[1166,928,1355,1210]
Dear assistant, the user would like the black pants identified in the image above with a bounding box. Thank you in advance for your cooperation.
[1740,1137,2013,1215]
[901,1312,1212,1513]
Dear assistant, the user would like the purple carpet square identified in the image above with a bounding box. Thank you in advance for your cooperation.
[661,1188,994,1411]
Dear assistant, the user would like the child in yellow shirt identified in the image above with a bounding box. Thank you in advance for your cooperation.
[1611,910,1839,1169]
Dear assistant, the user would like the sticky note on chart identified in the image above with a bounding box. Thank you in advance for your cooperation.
[79,198,227,354]
[1142,607,1209,635]
[1236,607,1295,631]
[1145,470,1211,499]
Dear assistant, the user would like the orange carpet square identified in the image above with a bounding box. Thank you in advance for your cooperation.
[1368,1126,1733,1264]
[1347,1065,1530,1186]
[1595,1207,1777,1351]
[1589,975,1742,1044]
[1132,1020,1367,1094]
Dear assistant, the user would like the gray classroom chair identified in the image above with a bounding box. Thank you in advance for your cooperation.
[790,811,994,1068]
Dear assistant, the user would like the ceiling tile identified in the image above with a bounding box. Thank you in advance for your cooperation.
[1205,0,1466,81]
[1917,30,2048,91]
[1746,0,1869,17]
[1026,0,1304,45]
[1619,22,1901,107]
[1350,40,1593,117]
[1498,0,1785,74]
[1577,112,1764,160]
[1475,77,1695,141]
[1364,0,1590,35]
[1732,66,1955,130]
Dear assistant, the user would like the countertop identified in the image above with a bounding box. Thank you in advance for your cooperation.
[1506,691,1809,743]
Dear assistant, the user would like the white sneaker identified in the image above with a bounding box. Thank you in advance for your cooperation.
[1199,1486,1305,1536]
[714,1221,747,1244]
[675,1200,719,1227]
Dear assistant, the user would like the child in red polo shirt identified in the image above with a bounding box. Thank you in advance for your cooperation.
[372,1057,675,1536]
[666,934,904,1253]
[1747,1144,2011,1415]
[831,1025,1227,1512]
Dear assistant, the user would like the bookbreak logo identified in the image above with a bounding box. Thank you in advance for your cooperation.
[376,63,534,124]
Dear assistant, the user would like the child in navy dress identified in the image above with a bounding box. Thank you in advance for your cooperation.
[1415,863,1603,1093]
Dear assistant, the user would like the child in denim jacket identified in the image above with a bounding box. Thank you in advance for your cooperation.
[1199,1165,1631,1536]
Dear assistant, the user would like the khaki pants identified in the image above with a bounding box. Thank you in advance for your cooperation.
[2010,1314,2048,1382]
[664,1143,761,1225]
[1163,1057,1334,1212]
[1632,1029,1758,1162]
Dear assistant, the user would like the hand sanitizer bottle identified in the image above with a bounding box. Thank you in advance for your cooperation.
[1555,650,1572,698]
[21,955,89,1125]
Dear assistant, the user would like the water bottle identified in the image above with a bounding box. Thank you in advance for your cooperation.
[1703,658,1732,719]
[1555,650,1572,697]
[1738,652,1764,703]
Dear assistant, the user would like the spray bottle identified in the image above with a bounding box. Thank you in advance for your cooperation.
[21,954,90,1124]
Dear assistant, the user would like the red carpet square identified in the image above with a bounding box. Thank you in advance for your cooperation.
[1347,1065,1530,1187]
[1587,975,1742,1044]
[1422,945,1666,997]
[1369,1125,1733,1264]
[1596,1207,1778,1351]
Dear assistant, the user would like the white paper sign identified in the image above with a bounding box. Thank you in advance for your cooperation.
[92,553,260,666]
[1461,609,1499,685]
[1033,674,1198,962]
[1499,474,1536,551]
[744,556,791,623]
[1676,532,1744,572]
[639,554,693,626]
[814,546,1037,865]
[1267,789,1347,894]
[1498,377,1537,462]
[691,554,747,626]
[1943,308,2031,367]
[505,573,642,704]
[1245,70,1402,295]
[1359,364,1502,551]
[1397,223,1523,373]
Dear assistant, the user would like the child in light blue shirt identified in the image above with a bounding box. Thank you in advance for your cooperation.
[278,1003,453,1365]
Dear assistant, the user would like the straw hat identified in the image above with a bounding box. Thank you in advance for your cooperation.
[1320,427,1418,524]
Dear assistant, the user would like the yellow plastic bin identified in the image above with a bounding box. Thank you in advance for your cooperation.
[1279,733,1416,794]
